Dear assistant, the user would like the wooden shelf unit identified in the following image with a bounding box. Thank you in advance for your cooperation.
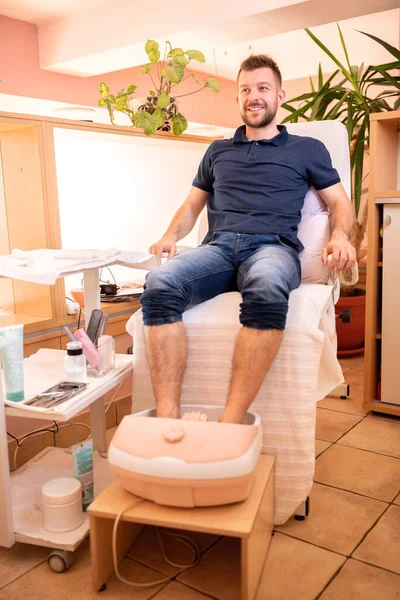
[364,111,400,416]
[0,110,215,351]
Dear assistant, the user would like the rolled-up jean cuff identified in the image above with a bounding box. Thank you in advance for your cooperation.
[142,315,183,327]
[239,301,288,331]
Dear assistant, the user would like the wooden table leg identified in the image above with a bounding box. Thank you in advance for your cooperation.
[89,515,143,591]
[241,471,274,600]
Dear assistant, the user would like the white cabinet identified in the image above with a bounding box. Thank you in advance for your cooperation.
[381,202,400,405]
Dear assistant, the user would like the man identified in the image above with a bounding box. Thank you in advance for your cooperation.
[141,54,356,424]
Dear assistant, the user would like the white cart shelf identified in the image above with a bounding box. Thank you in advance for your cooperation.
[0,249,157,550]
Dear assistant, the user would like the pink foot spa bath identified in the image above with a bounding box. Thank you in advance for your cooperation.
[108,405,262,508]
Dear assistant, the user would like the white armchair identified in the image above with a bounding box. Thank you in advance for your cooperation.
[126,120,350,525]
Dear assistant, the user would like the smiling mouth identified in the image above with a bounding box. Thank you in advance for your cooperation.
[247,105,264,112]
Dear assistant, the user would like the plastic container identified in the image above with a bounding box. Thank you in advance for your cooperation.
[41,477,84,533]
[0,324,24,401]
[64,341,87,383]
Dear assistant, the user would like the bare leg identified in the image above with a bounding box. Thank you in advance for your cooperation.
[144,322,187,418]
[220,327,283,424]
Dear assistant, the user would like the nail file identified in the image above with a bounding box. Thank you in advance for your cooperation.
[86,309,103,343]
[94,313,109,345]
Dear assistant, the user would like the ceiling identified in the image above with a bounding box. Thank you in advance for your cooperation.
[0,0,399,80]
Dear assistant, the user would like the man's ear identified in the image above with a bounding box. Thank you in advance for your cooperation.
[236,95,239,106]
[278,89,286,106]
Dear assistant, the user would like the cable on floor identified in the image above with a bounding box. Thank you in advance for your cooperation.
[112,501,200,588]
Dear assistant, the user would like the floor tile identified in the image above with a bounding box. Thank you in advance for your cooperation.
[338,418,400,458]
[0,542,48,590]
[353,505,400,574]
[352,360,365,372]
[316,409,363,442]
[177,537,241,600]
[152,581,213,599]
[0,541,164,600]
[276,483,387,555]
[339,356,364,373]
[319,559,400,600]
[366,412,400,425]
[315,439,332,458]
[314,445,400,502]
[255,532,345,600]
[127,525,220,577]
[342,369,365,392]
[317,395,368,417]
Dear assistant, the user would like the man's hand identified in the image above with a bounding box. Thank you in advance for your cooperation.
[321,233,356,273]
[149,235,177,260]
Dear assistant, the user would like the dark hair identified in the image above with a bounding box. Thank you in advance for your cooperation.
[237,54,282,87]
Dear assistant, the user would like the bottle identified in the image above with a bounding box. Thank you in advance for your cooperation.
[64,341,87,383]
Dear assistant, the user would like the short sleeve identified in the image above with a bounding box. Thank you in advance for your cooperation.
[192,144,214,193]
[306,139,341,190]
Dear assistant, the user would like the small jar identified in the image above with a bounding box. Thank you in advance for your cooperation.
[64,341,87,383]
[41,477,83,533]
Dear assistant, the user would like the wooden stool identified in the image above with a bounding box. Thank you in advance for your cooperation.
[88,455,274,600]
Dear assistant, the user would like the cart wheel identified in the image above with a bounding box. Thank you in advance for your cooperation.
[47,550,74,573]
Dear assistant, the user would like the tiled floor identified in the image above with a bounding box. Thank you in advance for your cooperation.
[1,355,400,599]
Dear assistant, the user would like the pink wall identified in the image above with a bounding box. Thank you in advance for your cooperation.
[0,15,241,128]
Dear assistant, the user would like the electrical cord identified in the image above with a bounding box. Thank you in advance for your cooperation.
[112,502,200,588]
[10,381,123,469]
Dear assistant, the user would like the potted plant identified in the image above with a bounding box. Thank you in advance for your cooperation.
[282,26,400,356]
[99,40,220,136]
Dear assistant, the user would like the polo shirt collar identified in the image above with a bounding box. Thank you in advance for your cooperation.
[233,124,288,146]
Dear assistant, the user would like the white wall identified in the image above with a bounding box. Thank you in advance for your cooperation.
[54,128,211,290]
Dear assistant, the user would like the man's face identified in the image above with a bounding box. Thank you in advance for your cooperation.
[237,67,285,129]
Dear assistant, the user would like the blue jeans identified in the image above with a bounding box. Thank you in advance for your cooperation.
[141,232,301,330]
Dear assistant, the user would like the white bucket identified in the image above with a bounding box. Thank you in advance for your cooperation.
[41,477,83,533]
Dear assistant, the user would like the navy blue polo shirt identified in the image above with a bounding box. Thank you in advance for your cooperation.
[192,125,340,251]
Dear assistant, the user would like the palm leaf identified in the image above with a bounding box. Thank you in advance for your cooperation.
[305,28,352,81]
[337,23,352,72]
[356,30,400,61]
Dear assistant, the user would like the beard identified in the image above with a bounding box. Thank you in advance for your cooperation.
[240,100,278,129]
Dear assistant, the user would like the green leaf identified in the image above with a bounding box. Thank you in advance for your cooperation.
[165,61,184,83]
[318,63,323,89]
[356,30,400,61]
[127,85,137,94]
[171,113,188,136]
[305,28,352,81]
[98,98,106,107]
[204,77,220,92]
[175,54,189,67]
[142,63,152,74]
[157,93,171,108]
[149,90,156,96]
[185,49,205,63]
[309,76,315,93]
[394,97,400,111]
[337,23,352,73]
[134,110,157,135]
[99,82,109,98]
[153,106,166,130]
[167,48,184,58]
[145,40,160,63]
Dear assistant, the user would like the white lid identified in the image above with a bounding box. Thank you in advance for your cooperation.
[41,477,82,505]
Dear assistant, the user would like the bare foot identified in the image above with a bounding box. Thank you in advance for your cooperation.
[156,403,180,419]
[218,408,245,424]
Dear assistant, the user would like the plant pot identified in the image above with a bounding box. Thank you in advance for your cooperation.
[132,96,178,132]
[335,289,366,357]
